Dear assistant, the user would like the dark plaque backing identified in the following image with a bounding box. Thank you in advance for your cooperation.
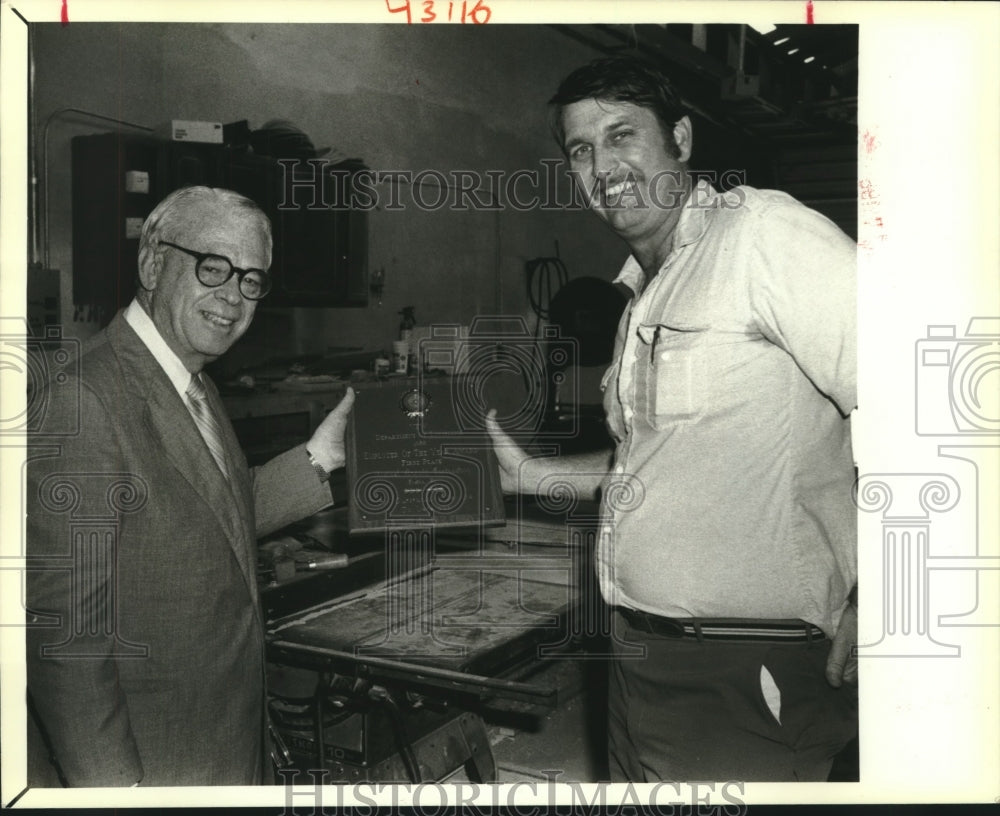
[346,377,505,534]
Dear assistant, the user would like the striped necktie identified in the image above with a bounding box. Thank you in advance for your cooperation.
[185,373,230,481]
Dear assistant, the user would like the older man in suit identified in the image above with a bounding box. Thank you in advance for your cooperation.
[26,186,354,787]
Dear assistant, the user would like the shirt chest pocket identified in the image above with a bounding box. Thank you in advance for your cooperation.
[638,324,707,429]
[600,360,625,441]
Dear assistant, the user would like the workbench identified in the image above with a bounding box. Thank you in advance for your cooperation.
[229,372,613,782]
[261,499,607,783]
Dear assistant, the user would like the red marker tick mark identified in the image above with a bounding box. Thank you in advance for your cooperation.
[862,129,878,155]
[806,0,814,24]
[61,0,69,25]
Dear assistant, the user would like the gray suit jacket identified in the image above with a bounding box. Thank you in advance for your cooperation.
[26,311,332,786]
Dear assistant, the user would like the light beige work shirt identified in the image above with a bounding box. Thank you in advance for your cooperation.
[597,182,857,637]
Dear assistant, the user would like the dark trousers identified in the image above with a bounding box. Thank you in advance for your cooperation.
[608,610,858,782]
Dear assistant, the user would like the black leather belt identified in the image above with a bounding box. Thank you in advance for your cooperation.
[618,608,826,643]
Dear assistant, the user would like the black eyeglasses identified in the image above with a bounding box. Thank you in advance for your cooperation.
[159,240,272,300]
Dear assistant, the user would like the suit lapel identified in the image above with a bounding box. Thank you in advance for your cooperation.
[107,313,259,600]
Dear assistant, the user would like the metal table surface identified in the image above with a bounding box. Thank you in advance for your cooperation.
[265,561,584,782]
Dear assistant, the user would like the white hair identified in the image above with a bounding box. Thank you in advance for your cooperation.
[137,186,272,283]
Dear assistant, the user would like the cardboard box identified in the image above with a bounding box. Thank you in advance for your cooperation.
[159,120,224,143]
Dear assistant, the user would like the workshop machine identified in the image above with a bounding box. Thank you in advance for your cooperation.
[261,506,600,784]
[256,362,610,783]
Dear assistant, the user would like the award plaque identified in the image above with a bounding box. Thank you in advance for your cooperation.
[346,376,506,534]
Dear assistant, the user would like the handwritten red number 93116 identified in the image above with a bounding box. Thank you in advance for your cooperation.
[385,0,492,24]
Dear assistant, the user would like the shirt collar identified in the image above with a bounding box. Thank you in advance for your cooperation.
[123,299,195,400]
[612,178,719,296]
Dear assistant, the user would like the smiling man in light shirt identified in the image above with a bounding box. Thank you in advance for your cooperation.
[27,186,354,786]
[488,55,858,782]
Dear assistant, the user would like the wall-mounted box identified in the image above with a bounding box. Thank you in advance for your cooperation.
[124,170,150,193]
[157,120,224,143]
[124,217,144,239]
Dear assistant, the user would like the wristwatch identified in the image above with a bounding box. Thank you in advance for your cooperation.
[306,448,330,484]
